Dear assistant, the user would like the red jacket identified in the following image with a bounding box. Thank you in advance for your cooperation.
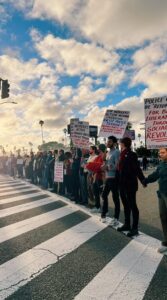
[86,155,104,181]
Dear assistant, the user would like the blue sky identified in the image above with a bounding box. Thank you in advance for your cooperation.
[0,0,167,150]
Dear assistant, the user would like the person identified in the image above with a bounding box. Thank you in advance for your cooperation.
[79,149,89,205]
[144,148,167,254]
[71,148,82,203]
[86,146,98,207]
[117,137,145,237]
[101,136,120,225]
[142,156,148,171]
[86,144,106,214]
[64,151,72,197]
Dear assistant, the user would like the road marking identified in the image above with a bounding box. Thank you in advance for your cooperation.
[0,184,28,192]
[0,205,78,243]
[0,192,43,204]
[0,197,54,217]
[0,187,37,197]
[0,181,24,187]
[0,218,107,299]
[75,234,162,300]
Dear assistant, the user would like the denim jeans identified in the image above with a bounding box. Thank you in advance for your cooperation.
[158,192,167,244]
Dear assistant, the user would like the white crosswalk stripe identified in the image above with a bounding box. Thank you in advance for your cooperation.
[0,191,43,204]
[0,175,165,300]
[0,186,38,197]
[0,205,79,243]
[0,197,55,217]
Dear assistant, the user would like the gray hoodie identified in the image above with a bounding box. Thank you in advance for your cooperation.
[105,148,120,178]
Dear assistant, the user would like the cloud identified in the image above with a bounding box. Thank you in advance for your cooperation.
[10,0,167,49]
[31,31,119,76]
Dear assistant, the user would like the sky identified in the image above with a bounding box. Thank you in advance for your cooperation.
[0,0,167,151]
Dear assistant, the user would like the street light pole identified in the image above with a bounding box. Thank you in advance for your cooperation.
[39,120,44,144]
[63,128,67,147]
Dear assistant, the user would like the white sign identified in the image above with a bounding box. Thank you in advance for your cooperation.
[99,110,130,138]
[54,162,64,182]
[145,96,167,149]
[17,159,23,165]
[123,129,135,140]
[70,119,89,148]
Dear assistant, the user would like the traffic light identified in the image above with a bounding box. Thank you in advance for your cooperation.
[1,80,10,99]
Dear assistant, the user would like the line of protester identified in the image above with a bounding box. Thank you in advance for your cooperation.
[0,136,167,254]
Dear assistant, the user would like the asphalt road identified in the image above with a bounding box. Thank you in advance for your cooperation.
[0,174,166,300]
[108,167,163,241]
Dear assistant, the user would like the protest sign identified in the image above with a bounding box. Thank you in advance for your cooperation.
[99,110,130,138]
[17,159,23,165]
[70,119,89,148]
[144,96,167,149]
[123,129,135,140]
[54,161,64,182]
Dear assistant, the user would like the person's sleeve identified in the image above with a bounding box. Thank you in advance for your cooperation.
[133,153,145,183]
[145,167,160,183]
[86,160,102,173]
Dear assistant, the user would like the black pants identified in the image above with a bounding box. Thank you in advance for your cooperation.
[93,179,103,208]
[120,186,139,229]
[101,178,120,218]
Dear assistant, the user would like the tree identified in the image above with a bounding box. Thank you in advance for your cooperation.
[126,122,132,130]
[38,141,65,152]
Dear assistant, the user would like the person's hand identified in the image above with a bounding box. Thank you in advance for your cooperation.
[142,179,147,187]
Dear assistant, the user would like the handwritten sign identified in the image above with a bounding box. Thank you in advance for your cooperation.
[145,96,167,149]
[99,110,130,138]
[70,119,89,148]
[54,162,64,182]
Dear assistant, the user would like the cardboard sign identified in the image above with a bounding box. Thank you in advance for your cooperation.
[54,162,64,182]
[145,96,167,149]
[99,110,130,138]
[123,129,135,140]
[70,119,89,148]
[17,159,23,165]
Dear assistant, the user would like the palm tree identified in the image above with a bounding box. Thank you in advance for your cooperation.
[126,122,132,130]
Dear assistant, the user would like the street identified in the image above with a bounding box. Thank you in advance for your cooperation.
[0,174,167,300]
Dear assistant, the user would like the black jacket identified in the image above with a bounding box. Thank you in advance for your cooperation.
[119,150,145,191]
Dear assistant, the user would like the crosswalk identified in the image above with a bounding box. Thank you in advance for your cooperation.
[0,175,166,300]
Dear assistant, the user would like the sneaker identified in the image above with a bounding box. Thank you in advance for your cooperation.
[100,217,106,223]
[109,218,119,226]
[157,245,167,254]
[91,207,101,213]
[117,225,131,232]
[127,229,139,237]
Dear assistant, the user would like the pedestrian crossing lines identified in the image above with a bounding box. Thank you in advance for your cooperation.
[0,176,166,300]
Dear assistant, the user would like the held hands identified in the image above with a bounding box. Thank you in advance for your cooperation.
[141,178,147,188]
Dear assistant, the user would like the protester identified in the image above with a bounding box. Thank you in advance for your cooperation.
[142,156,148,171]
[79,149,89,205]
[86,146,98,207]
[16,154,24,178]
[86,144,106,213]
[117,137,145,237]
[101,136,120,225]
[64,151,72,196]
[71,148,82,203]
[144,148,167,253]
